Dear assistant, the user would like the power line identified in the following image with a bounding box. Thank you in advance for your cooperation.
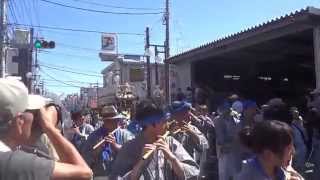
[31,0,43,36]
[11,0,23,23]
[40,64,103,77]
[8,2,18,24]
[39,50,97,59]
[40,0,163,15]
[39,61,101,74]
[21,0,34,25]
[45,84,84,88]
[42,78,101,85]
[18,0,33,26]
[40,69,83,88]
[69,0,163,11]
[56,42,100,52]
[56,41,144,52]
[10,23,144,36]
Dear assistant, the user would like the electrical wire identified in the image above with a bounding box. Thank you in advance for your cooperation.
[39,61,101,74]
[56,42,100,52]
[56,41,144,52]
[9,23,144,36]
[40,0,164,15]
[40,69,83,88]
[43,79,101,85]
[45,84,88,88]
[20,0,33,25]
[32,0,43,36]
[11,0,23,23]
[8,1,18,24]
[39,50,97,60]
[69,0,163,11]
[40,64,103,77]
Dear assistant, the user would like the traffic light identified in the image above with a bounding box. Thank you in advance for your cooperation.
[34,40,55,49]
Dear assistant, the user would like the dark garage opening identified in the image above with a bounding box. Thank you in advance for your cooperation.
[192,29,315,109]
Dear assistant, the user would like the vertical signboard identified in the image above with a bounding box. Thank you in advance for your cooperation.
[14,29,30,46]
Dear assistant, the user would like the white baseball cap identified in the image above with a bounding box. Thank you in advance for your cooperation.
[26,94,49,110]
[0,78,28,123]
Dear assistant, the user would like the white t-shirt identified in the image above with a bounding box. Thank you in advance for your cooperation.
[0,140,11,152]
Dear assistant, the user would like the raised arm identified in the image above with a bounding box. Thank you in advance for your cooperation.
[40,107,93,180]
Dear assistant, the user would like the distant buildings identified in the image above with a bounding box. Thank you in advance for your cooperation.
[98,58,165,106]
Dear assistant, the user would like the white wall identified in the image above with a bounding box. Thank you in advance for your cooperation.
[173,62,191,93]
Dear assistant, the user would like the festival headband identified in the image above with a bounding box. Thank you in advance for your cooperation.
[138,112,171,126]
[170,101,192,114]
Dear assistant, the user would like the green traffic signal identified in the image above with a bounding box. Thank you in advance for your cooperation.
[34,40,55,49]
[34,40,42,48]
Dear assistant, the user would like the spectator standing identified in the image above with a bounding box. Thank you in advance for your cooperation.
[236,120,303,180]
[290,107,308,174]
[215,101,243,180]
[0,78,92,180]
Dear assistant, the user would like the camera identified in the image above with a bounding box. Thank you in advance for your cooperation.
[31,103,63,136]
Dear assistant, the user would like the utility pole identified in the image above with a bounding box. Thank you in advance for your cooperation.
[28,28,34,92]
[96,81,99,108]
[145,27,151,98]
[0,0,7,78]
[155,46,159,85]
[164,0,170,104]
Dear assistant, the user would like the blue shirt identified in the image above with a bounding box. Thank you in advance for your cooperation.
[236,157,286,180]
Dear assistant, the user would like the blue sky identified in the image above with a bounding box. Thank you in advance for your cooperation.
[10,0,320,95]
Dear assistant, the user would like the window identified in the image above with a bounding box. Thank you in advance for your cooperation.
[130,68,144,82]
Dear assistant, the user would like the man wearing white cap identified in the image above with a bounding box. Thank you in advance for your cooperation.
[0,78,92,180]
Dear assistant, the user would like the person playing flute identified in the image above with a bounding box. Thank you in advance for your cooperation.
[169,101,209,162]
[169,101,209,178]
[81,105,134,179]
[110,100,199,180]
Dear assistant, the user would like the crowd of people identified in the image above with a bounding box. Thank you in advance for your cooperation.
[1,78,320,180]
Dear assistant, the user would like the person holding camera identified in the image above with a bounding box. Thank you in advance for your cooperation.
[20,94,61,160]
[0,78,92,180]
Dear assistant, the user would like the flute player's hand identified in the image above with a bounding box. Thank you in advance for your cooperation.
[105,134,122,152]
[155,136,176,162]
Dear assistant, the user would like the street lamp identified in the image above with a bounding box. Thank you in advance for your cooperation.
[26,72,33,93]
[144,47,152,57]
[155,55,162,63]
[26,72,32,79]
